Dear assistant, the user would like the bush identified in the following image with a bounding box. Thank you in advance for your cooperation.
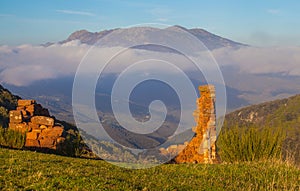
[0,126,26,149]
[217,125,285,163]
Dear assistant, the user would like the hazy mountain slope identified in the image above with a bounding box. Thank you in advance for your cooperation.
[188,28,245,49]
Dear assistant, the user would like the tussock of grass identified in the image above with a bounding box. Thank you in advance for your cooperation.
[1,148,299,190]
[0,126,26,149]
[217,125,285,163]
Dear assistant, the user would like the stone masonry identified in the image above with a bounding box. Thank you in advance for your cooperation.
[161,85,217,163]
[9,100,66,150]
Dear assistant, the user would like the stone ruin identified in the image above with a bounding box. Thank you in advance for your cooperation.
[160,85,217,164]
[9,100,66,150]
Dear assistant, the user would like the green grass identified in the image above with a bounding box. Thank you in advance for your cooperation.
[224,94,300,165]
[1,148,299,190]
[0,126,26,149]
[217,125,285,163]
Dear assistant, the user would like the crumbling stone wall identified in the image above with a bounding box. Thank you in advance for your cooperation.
[9,100,66,150]
[161,85,217,163]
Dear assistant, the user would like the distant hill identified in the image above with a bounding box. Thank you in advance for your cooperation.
[57,25,245,50]
[224,94,300,164]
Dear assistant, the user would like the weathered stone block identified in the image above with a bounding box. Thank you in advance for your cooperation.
[17,106,25,111]
[40,126,64,139]
[39,138,55,147]
[10,99,67,151]
[25,139,40,147]
[39,125,47,129]
[9,122,30,133]
[20,109,31,120]
[26,131,38,140]
[27,122,39,130]
[9,110,23,123]
[25,104,36,116]
[18,100,35,107]
[31,116,54,126]
[32,129,42,134]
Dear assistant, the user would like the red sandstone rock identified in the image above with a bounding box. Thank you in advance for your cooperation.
[28,122,40,129]
[18,100,35,107]
[25,139,40,147]
[9,99,67,151]
[9,122,31,133]
[20,109,30,120]
[40,126,64,139]
[32,129,42,134]
[26,131,39,140]
[17,106,25,111]
[31,116,54,126]
[39,125,47,129]
[39,138,55,147]
[25,104,36,116]
[9,110,23,123]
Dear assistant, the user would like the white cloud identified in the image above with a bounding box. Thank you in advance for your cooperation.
[0,41,212,86]
[212,46,300,75]
[1,41,300,86]
[0,42,90,86]
[56,9,96,17]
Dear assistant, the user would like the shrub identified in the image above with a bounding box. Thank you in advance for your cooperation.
[217,125,285,163]
[0,126,26,149]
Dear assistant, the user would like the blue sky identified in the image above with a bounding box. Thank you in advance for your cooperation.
[0,0,299,46]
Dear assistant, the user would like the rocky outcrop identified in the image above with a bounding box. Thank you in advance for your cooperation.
[9,100,66,150]
[161,85,218,164]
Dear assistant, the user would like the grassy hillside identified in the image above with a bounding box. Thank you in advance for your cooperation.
[1,147,299,190]
[0,85,19,128]
[0,84,139,161]
[223,94,300,164]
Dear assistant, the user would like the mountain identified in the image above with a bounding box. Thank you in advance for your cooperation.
[224,94,300,164]
[4,25,298,120]
[9,25,299,121]
[58,25,245,50]
[60,28,117,45]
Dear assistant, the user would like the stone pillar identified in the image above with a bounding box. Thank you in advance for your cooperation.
[199,85,216,163]
[172,85,217,164]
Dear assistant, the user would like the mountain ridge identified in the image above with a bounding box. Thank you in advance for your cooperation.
[53,25,246,50]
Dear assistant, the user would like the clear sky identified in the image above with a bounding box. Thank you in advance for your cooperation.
[1,0,299,46]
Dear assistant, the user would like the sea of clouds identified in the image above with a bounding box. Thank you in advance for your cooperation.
[1,40,300,86]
